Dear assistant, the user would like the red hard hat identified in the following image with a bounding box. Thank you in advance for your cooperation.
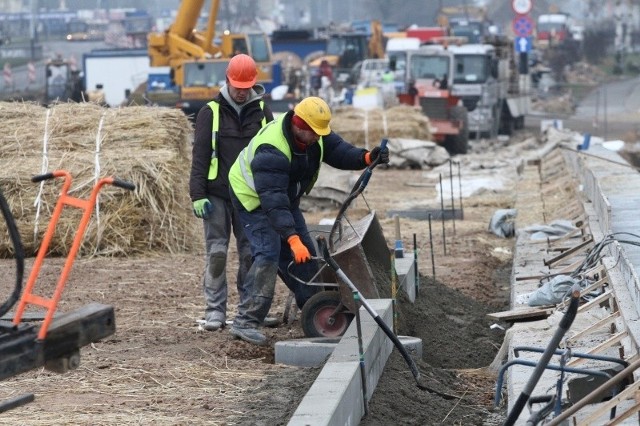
[226,54,257,89]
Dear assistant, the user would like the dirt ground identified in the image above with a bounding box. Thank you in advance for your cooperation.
[0,129,543,424]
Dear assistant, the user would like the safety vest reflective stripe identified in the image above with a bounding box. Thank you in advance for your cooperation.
[206,99,266,180]
[237,121,287,191]
[231,115,324,212]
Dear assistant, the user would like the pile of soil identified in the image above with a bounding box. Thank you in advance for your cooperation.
[362,274,510,425]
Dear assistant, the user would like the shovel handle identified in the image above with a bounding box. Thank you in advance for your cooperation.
[329,138,388,251]
[317,235,423,385]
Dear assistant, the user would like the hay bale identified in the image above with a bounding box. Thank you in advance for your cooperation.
[0,101,196,257]
[331,105,431,148]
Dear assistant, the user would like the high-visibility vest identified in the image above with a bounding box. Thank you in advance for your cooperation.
[207,100,266,180]
[229,115,324,212]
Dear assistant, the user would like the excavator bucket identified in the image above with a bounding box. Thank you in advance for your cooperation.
[310,211,391,314]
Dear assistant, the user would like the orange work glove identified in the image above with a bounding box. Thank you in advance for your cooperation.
[287,234,311,264]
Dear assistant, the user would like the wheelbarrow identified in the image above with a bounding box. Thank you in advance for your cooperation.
[0,170,135,412]
[296,139,391,338]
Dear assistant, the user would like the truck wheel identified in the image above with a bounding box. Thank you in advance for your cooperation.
[301,291,353,338]
[445,106,469,155]
[490,105,500,139]
[515,115,525,130]
[499,107,515,136]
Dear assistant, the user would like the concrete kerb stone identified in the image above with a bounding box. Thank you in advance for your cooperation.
[288,299,395,426]
[275,337,340,367]
[395,257,416,303]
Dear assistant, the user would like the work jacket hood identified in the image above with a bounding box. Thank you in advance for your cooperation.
[220,83,266,115]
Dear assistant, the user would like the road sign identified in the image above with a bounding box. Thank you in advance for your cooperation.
[512,14,534,37]
[515,37,532,53]
[512,0,533,15]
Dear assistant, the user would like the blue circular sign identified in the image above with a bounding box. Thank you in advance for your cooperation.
[512,15,534,37]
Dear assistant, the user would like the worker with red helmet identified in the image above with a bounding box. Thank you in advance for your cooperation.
[189,54,276,332]
[227,97,390,345]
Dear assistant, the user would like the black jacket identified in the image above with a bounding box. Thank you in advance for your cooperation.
[251,111,368,239]
[189,88,274,201]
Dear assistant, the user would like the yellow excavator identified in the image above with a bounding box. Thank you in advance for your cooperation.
[142,0,273,117]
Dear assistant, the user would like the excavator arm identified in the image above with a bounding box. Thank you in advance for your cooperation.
[148,0,222,66]
[144,0,272,118]
[368,20,385,59]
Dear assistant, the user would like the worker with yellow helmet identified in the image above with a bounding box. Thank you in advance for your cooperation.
[227,96,390,345]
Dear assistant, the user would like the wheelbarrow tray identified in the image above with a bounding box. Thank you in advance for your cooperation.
[311,210,391,314]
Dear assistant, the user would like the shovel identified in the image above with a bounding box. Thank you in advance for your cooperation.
[317,235,433,390]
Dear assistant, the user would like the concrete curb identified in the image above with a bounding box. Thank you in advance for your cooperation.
[287,299,394,426]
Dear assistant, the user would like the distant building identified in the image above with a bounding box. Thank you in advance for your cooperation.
[0,0,22,13]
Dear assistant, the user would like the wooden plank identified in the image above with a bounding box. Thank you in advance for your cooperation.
[580,380,640,425]
[487,306,555,322]
[544,237,594,267]
[566,331,627,368]
[566,312,619,346]
[578,291,614,314]
[554,257,586,274]
[605,400,640,426]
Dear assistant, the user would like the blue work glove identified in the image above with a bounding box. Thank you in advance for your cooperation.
[192,199,213,220]
[366,145,390,165]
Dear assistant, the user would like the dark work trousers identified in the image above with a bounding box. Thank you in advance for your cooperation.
[202,194,253,323]
[232,199,319,329]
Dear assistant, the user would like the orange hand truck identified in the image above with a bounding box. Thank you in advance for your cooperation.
[0,170,135,412]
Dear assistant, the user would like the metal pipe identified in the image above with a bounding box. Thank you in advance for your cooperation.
[413,233,419,296]
[604,86,608,140]
[428,213,435,280]
[503,285,581,425]
[449,160,456,235]
[495,359,613,407]
[513,346,629,369]
[439,173,447,255]
[352,290,368,416]
[457,161,463,219]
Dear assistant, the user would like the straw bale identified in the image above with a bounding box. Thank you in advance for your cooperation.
[0,101,196,257]
[331,104,432,148]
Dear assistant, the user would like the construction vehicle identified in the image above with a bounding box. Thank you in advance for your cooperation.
[44,56,85,105]
[143,0,273,117]
[395,44,470,155]
[65,18,108,42]
[308,20,386,83]
[447,36,530,138]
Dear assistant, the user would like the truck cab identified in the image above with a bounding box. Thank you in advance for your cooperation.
[398,46,470,154]
[537,14,570,45]
[448,44,502,137]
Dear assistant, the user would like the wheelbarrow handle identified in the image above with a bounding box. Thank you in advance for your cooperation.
[31,172,55,183]
[359,138,388,188]
[317,236,339,271]
[111,177,136,191]
[32,172,136,192]
[329,138,388,251]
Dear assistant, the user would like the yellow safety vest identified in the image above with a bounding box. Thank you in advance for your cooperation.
[229,115,324,211]
[207,100,266,180]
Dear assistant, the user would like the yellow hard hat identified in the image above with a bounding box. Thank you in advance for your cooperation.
[293,97,331,136]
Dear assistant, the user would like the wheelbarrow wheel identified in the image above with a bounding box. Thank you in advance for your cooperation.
[301,291,353,338]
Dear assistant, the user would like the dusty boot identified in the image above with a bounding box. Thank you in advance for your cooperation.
[263,315,281,328]
[202,319,224,331]
[230,326,267,346]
